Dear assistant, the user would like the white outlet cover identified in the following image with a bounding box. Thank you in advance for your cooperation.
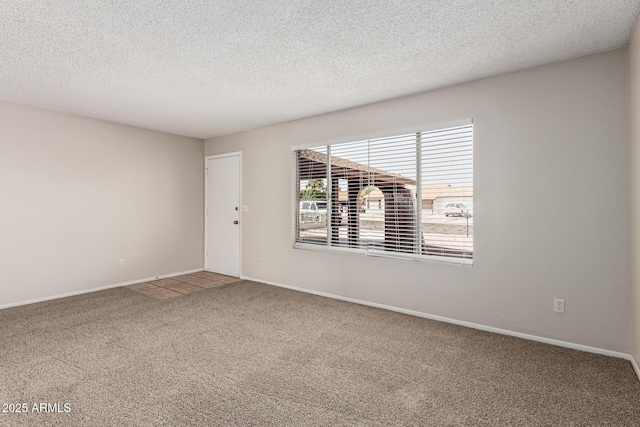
[242,205,249,212]
[553,298,565,313]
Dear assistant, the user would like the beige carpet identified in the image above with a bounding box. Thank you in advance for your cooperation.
[0,280,639,426]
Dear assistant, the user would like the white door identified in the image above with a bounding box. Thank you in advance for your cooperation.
[206,154,240,276]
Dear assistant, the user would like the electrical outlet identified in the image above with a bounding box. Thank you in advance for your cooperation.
[259,257,265,265]
[119,259,125,268]
[553,298,565,313]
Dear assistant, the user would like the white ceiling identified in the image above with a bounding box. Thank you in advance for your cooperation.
[1,1,639,140]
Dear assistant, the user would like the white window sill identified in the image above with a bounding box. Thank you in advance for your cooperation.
[294,242,473,266]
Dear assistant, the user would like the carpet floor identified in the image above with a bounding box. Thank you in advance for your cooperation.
[1,280,639,426]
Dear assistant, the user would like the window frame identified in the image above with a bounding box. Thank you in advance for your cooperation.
[292,120,474,266]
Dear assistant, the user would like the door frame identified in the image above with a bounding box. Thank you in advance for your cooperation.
[204,152,242,276]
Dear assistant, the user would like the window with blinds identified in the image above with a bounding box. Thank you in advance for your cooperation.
[294,123,473,264]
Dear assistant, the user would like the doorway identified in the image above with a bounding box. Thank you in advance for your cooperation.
[205,153,241,277]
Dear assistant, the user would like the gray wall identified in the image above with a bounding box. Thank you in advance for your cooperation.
[629,18,640,368]
[205,49,630,352]
[0,101,204,307]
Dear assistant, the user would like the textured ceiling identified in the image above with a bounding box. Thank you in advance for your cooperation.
[1,1,640,139]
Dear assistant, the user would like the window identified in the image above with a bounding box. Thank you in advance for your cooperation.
[294,123,473,264]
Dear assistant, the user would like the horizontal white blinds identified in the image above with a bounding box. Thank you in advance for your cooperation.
[420,125,473,259]
[295,123,473,263]
[297,146,328,246]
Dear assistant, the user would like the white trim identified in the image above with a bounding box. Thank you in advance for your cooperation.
[295,242,367,256]
[0,268,204,311]
[204,152,243,278]
[205,151,243,160]
[290,118,473,151]
[631,355,640,381]
[204,156,208,269]
[294,242,472,266]
[238,153,243,278]
[367,248,473,266]
[240,275,633,362]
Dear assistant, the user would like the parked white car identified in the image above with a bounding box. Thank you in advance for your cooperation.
[444,203,469,217]
[299,200,327,224]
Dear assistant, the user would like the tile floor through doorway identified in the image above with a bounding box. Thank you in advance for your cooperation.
[127,271,241,300]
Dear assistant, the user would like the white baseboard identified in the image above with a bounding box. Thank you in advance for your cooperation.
[631,355,640,381]
[241,275,634,363]
[0,268,204,310]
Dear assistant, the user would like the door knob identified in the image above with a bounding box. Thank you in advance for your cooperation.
[233,220,239,225]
